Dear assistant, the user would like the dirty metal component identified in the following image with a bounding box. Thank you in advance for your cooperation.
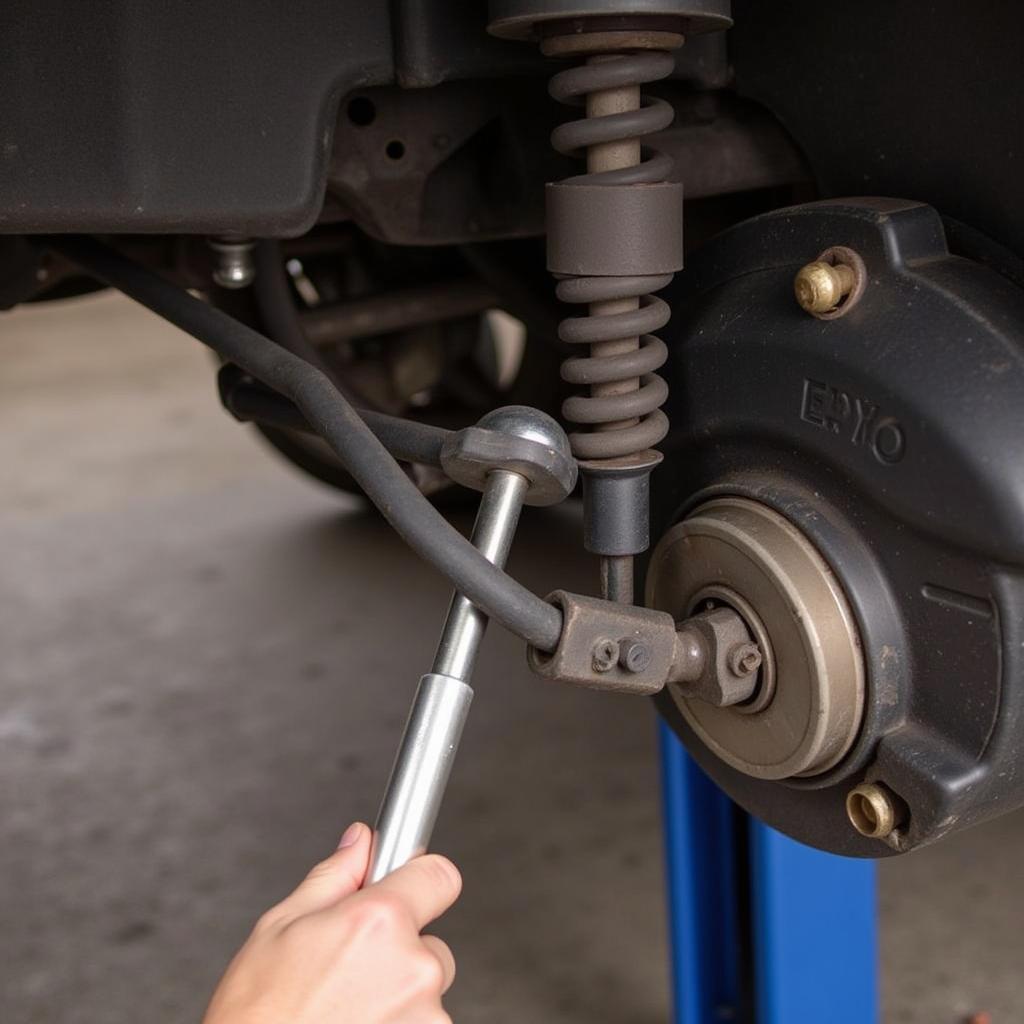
[487,0,733,39]
[669,623,707,684]
[246,237,565,504]
[370,467,529,881]
[649,198,1024,855]
[729,641,762,677]
[647,497,865,780]
[600,554,636,606]
[592,638,621,672]
[440,405,578,506]
[300,278,499,345]
[529,590,679,695]
[506,12,713,602]
[845,781,902,841]
[209,237,256,289]
[547,186,682,278]
[676,606,762,708]
[582,452,657,558]
[619,635,653,673]
[690,584,776,715]
[793,245,866,320]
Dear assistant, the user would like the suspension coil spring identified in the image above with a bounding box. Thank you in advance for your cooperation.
[545,35,682,464]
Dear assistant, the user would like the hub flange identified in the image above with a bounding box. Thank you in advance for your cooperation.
[647,497,864,779]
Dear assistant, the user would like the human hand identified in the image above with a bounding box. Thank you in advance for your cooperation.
[203,822,461,1024]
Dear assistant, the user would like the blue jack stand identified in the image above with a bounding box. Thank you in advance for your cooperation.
[659,722,878,1023]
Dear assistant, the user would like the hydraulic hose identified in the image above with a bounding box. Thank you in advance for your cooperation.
[46,236,564,652]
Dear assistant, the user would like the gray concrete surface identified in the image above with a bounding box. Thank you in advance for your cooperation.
[1,292,1021,1023]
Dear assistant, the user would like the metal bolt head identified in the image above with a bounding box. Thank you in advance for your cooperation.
[846,782,901,840]
[619,637,652,674]
[727,642,762,678]
[209,238,256,290]
[591,638,620,673]
[794,260,854,315]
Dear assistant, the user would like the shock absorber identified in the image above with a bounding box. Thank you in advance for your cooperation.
[488,1,733,603]
[548,33,679,605]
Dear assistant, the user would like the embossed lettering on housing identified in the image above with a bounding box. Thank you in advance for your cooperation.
[800,379,905,464]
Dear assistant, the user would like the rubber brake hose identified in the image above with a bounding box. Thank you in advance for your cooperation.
[46,236,564,652]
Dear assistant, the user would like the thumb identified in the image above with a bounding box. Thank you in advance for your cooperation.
[276,822,372,920]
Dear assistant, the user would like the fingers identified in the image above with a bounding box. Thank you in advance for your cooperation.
[273,823,373,920]
[370,854,462,930]
[421,935,456,994]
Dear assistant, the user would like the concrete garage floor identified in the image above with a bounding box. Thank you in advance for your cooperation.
[1,292,1021,1023]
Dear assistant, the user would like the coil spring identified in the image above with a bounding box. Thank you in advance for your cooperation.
[548,48,677,463]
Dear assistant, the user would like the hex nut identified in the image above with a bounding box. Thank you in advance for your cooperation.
[647,498,865,779]
[728,642,762,678]
[527,590,677,696]
[676,607,759,707]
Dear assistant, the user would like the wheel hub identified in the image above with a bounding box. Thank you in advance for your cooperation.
[647,497,864,780]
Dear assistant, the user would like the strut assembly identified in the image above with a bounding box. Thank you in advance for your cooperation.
[490,1,731,604]
[545,29,680,604]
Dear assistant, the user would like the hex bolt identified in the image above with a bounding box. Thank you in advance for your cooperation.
[794,259,855,315]
[846,782,902,840]
[619,637,652,674]
[591,638,620,673]
[727,642,762,678]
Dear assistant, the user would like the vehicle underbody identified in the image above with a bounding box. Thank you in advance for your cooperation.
[4,0,1024,861]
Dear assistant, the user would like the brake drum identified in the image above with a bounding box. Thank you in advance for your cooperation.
[648,497,864,780]
[646,199,1024,856]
